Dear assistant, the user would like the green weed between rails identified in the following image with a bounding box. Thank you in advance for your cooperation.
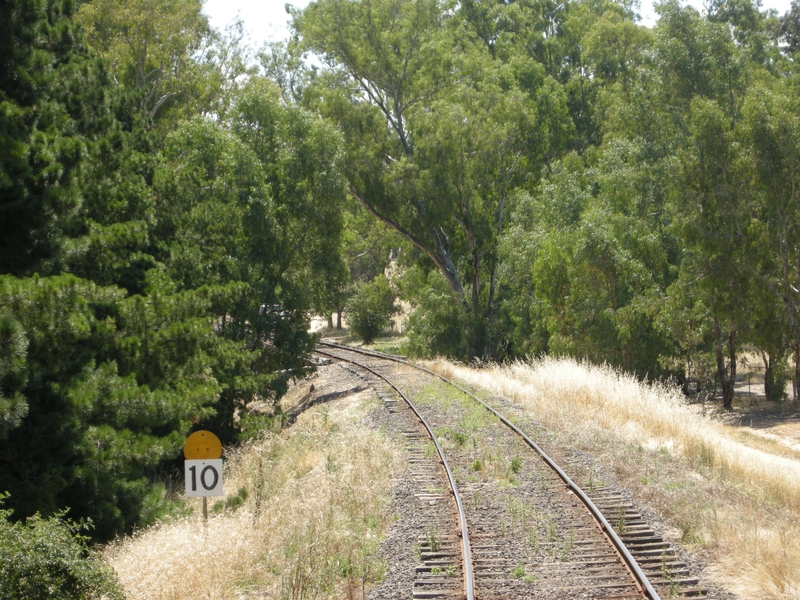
[423,441,436,458]
[526,528,539,552]
[364,337,411,357]
[505,454,522,484]
[546,518,557,543]
[504,495,544,554]
[434,426,468,448]
[505,495,528,520]
[425,525,442,552]
[511,561,538,583]
[415,380,490,434]
[459,402,488,432]
[558,529,575,562]
[471,489,483,509]
[430,565,456,577]
[416,381,463,410]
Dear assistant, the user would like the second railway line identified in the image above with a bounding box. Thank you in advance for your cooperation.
[314,341,707,600]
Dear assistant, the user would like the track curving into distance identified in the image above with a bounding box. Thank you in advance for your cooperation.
[317,341,706,599]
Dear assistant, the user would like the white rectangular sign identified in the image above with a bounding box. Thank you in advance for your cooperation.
[185,459,223,497]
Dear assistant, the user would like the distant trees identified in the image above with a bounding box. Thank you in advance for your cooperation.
[294,0,800,406]
[675,98,753,410]
[76,0,212,122]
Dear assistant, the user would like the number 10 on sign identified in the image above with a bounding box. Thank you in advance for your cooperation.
[185,459,223,497]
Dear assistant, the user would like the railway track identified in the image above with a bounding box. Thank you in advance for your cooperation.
[315,341,708,600]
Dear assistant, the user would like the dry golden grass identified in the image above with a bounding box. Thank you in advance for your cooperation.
[429,356,800,600]
[105,393,404,600]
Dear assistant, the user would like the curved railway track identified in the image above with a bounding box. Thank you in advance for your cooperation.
[315,341,708,600]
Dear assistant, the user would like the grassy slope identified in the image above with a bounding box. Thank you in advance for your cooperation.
[105,391,403,599]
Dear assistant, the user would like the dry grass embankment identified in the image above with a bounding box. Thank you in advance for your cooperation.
[430,356,800,600]
[106,393,404,600]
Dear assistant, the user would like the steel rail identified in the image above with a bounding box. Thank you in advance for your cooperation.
[318,341,661,600]
[314,348,475,600]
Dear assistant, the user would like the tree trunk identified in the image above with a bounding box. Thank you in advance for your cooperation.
[350,188,465,298]
[336,310,342,330]
[430,225,465,298]
[484,151,519,360]
[762,350,775,402]
[714,317,737,410]
[484,196,505,360]
[327,313,334,328]
[795,343,800,402]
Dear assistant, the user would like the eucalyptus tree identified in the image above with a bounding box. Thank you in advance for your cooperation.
[76,0,250,123]
[499,138,676,379]
[775,0,800,54]
[745,81,800,401]
[482,0,674,373]
[672,98,755,410]
[655,0,780,407]
[295,0,571,358]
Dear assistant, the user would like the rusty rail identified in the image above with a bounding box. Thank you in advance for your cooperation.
[314,348,475,600]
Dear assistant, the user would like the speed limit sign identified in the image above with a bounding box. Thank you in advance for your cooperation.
[184,459,223,497]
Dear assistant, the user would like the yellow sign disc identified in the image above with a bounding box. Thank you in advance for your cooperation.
[183,430,222,460]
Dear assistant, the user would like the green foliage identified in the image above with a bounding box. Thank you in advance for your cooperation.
[0,0,98,276]
[0,274,221,539]
[0,312,28,439]
[346,275,399,344]
[498,146,676,379]
[744,80,800,400]
[297,0,573,359]
[775,1,800,55]
[0,0,347,546]
[76,0,213,123]
[404,269,471,358]
[0,497,123,600]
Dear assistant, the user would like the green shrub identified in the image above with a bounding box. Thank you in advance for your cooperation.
[0,498,123,599]
[346,275,399,344]
[404,271,470,358]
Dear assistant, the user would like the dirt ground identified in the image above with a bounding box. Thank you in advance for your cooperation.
[700,367,800,454]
